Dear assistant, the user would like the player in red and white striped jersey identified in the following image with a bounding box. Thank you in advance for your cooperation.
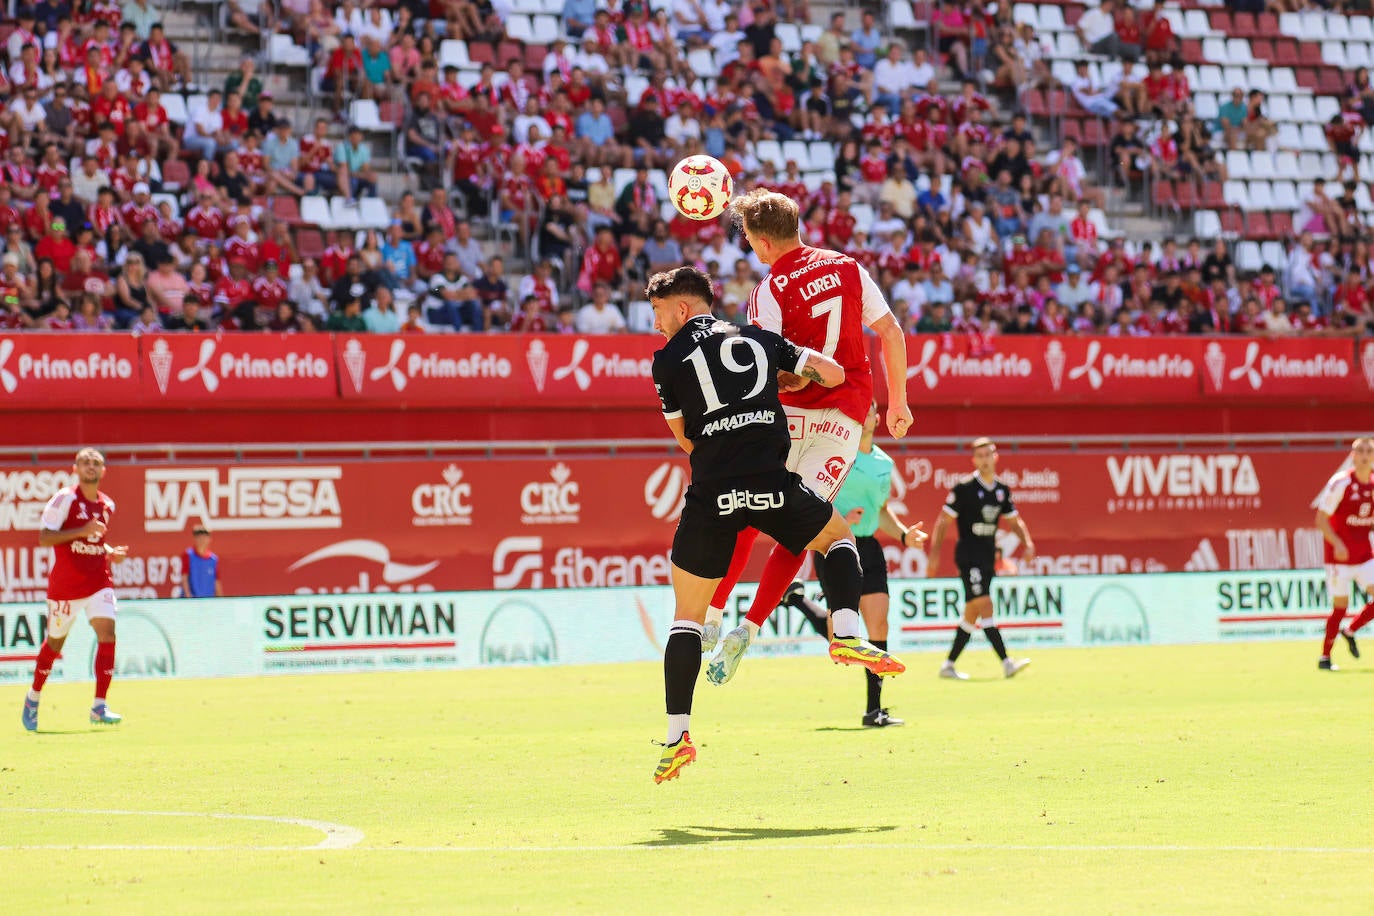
[702,188,912,685]
[1316,438,1374,670]
[21,448,129,731]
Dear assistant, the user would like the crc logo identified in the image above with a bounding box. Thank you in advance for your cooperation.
[479,599,558,665]
[906,338,939,389]
[1082,585,1150,645]
[411,464,473,527]
[716,488,784,515]
[520,463,581,524]
[1067,339,1104,389]
[90,609,176,677]
[493,536,544,589]
[643,462,686,521]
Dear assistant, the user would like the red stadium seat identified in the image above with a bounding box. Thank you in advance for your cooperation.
[295,228,324,261]
[1209,10,1232,33]
[1081,118,1106,148]
[468,42,495,65]
[1295,68,1320,91]
[1231,13,1257,39]
[497,41,523,69]
[1047,89,1070,117]
[1269,211,1294,239]
[1319,69,1346,96]
[1152,180,1175,210]
[524,44,547,70]
[1246,212,1273,240]
[271,195,301,226]
[1060,118,1082,144]
[1273,40,1301,68]
[1180,39,1203,65]
[161,158,190,190]
[1063,5,1083,27]
[1258,12,1278,35]
[1024,89,1047,117]
[1174,182,1200,211]
[1200,182,1225,210]
[1249,39,1272,62]
[1220,209,1244,236]
[378,100,403,126]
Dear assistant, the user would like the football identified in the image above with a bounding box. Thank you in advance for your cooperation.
[668,155,733,221]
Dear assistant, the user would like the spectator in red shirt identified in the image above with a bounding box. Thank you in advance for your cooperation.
[34,218,76,273]
[324,34,363,113]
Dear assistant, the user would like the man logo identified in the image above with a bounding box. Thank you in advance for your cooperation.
[1082,585,1150,645]
[1067,340,1104,390]
[176,338,220,392]
[644,462,686,521]
[480,599,558,665]
[90,609,176,677]
[905,338,939,389]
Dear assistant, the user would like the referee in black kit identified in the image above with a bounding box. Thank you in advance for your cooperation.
[926,437,1036,680]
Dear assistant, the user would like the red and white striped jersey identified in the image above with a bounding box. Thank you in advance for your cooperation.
[41,486,114,601]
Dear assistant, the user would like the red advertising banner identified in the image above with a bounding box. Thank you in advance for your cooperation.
[139,333,338,403]
[1199,337,1362,400]
[0,448,1355,601]
[0,333,140,405]
[334,334,660,407]
[891,334,1204,406]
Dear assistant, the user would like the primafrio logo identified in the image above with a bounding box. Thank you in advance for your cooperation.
[0,337,134,393]
[1226,340,1349,390]
[1067,340,1194,390]
[643,462,686,521]
[411,463,473,527]
[151,338,331,394]
[355,338,512,393]
[520,463,580,524]
[144,466,343,532]
[529,339,654,393]
[553,338,592,390]
[906,338,1031,389]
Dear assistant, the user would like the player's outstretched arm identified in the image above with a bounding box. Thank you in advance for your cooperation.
[868,312,913,437]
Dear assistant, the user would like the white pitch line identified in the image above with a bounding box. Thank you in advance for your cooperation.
[2,841,1372,855]
[0,808,364,850]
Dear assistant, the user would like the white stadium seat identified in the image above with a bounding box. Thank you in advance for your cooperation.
[1194,210,1222,239]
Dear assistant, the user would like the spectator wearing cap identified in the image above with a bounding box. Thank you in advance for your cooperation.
[334,125,377,201]
[35,219,76,272]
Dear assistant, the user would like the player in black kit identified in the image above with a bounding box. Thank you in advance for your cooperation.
[646,266,906,784]
[926,437,1036,680]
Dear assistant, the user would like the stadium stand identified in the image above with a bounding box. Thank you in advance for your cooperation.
[0,0,1367,339]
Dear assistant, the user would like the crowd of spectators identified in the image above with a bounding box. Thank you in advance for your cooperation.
[0,0,1370,339]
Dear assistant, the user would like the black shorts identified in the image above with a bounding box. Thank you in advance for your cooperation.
[815,534,888,599]
[672,470,834,579]
[957,554,995,604]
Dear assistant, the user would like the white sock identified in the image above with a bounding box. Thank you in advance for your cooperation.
[830,608,862,639]
[667,713,690,745]
[742,620,760,641]
[705,606,724,628]
[27,689,39,702]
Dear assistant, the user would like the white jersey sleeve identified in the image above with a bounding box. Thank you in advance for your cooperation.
[40,488,75,531]
[1315,473,1347,516]
[748,277,782,334]
[859,265,894,326]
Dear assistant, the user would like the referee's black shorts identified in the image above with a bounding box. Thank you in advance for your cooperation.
[815,534,888,599]
[672,469,834,579]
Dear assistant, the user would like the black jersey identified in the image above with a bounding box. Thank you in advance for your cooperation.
[652,314,813,483]
[941,473,1017,564]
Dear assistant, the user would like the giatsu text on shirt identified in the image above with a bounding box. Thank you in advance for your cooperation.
[701,409,775,436]
[717,489,785,515]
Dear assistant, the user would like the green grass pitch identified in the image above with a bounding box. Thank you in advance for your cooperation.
[4,641,1373,913]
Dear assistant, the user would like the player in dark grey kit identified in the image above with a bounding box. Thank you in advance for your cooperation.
[646,266,905,784]
[927,437,1036,680]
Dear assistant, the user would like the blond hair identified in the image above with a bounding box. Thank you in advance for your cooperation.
[970,437,996,452]
[731,188,800,242]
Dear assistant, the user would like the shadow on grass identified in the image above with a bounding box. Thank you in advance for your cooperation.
[638,825,897,847]
[31,728,114,736]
